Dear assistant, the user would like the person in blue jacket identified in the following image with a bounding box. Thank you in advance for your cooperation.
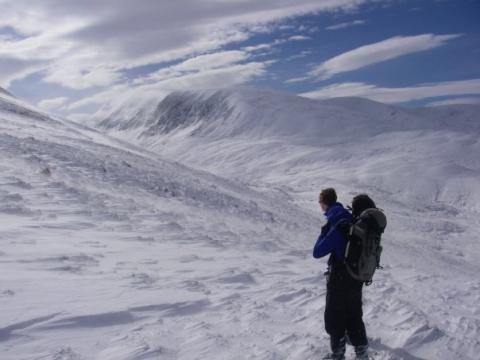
[313,188,369,360]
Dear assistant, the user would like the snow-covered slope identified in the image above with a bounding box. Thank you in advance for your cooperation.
[95,88,480,360]
[0,90,337,359]
[98,89,480,213]
[0,86,11,96]
[2,86,479,359]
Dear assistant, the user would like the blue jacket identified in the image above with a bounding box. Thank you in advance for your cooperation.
[313,202,352,260]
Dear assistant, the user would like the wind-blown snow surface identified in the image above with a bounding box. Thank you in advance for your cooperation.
[95,89,480,360]
[0,89,333,359]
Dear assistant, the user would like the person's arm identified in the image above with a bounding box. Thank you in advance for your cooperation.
[312,221,345,259]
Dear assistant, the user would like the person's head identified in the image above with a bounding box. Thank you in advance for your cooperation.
[351,194,376,217]
[318,187,337,212]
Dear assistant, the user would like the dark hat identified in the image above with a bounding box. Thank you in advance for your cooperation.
[351,194,376,217]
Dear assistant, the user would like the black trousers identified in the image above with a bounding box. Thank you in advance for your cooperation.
[324,266,368,349]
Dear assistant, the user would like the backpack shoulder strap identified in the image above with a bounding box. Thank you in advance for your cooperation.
[335,218,351,238]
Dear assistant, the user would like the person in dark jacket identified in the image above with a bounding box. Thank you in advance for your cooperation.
[313,188,370,360]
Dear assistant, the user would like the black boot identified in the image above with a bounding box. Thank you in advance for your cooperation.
[322,336,346,360]
[354,344,369,359]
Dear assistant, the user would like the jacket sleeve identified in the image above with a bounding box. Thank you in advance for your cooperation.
[312,222,344,259]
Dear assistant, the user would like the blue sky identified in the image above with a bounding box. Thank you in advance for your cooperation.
[1,0,479,119]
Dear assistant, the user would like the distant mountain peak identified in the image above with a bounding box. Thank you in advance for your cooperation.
[96,87,480,144]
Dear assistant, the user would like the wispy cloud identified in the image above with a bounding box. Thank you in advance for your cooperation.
[0,56,46,87]
[0,0,369,90]
[326,19,365,31]
[300,78,480,104]
[165,50,250,73]
[242,34,311,54]
[285,76,310,84]
[284,50,312,62]
[310,33,462,80]
[37,96,69,111]
[242,43,273,53]
[288,35,311,41]
[425,96,480,107]
[67,51,271,115]
[2,0,477,117]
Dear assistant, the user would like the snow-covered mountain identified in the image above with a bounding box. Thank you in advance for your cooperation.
[2,87,479,359]
[98,89,480,213]
[0,90,325,359]
[95,88,480,360]
[100,89,480,138]
[0,86,10,96]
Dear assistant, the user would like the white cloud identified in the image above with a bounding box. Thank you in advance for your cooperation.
[242,43,274,52]
[175,50,250,72]
[68,57,270,114]
[325,19,365,31]
[37,96,69,111]
[300,78,480,103]
[285,50,312,62]
[285,76,310,84]
[0,0,371,90]
[0,56,46,87]
[0,17,88,86]
[242,34,311,55]
[43,60,123,90]
[425,96,480,107]
[132,50,257,87]
[288,35,311,41]
[310,33,462,79]
[67,84,132,112]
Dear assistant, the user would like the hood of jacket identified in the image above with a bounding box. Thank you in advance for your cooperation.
[324,202,352,224]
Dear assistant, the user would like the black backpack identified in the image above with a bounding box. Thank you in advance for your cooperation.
[344,207,387,285]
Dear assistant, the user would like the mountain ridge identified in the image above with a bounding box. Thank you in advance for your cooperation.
[0,86,14,98]
[93,88,480,215]
[97,89,480,142]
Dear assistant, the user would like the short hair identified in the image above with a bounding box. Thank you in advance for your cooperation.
[319,188,337,207]
[351,194,376,216]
